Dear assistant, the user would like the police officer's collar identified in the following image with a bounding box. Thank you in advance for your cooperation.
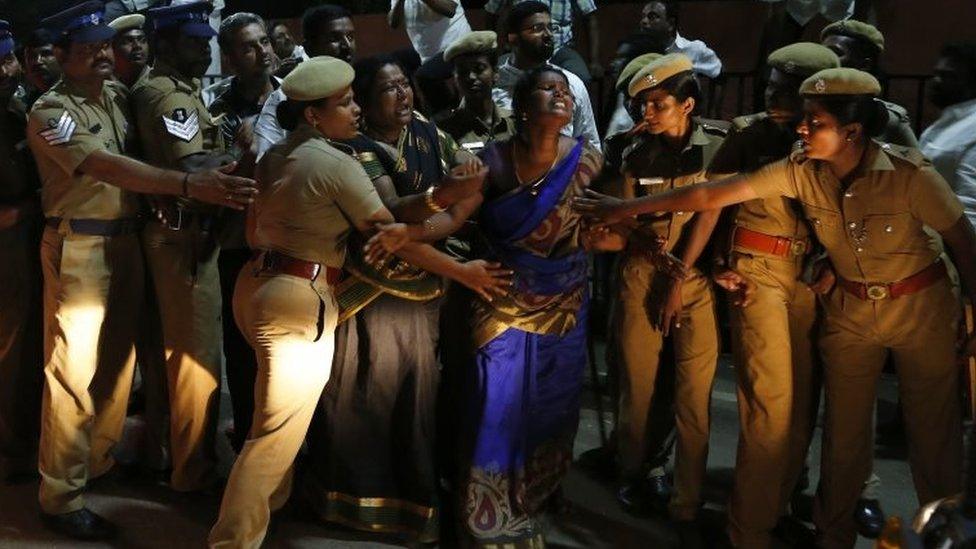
[455,98,510,133]
[59,77,113,105]
[152,60,201,92]
[864,140,897,172]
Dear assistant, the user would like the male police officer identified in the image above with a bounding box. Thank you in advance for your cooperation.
[109,14,150,89]
[132,0,232,495]
[27,1,255,539]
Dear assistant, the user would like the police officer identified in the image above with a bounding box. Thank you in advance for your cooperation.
[0,19,44,486]
[26,1,255,539]
[435,31,515,155]
[207,55,458,549]
[108,14,149,89]
[132,0,230,494]
[577,67,976,549]
[705,42,840,548]
[611,54,724,525]
[820,19,918,148]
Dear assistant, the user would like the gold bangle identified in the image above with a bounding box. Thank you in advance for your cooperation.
[424,186,446,213]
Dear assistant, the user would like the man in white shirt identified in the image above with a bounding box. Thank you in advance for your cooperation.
[389,0,471,115]
[921,42,976,226]
[492,1,601,151]
[639,1,721,79]
[254,4,356,159]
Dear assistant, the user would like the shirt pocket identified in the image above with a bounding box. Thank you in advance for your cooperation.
[801,203,844,249]
[862,212,915,255]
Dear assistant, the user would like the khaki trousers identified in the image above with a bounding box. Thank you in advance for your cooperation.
[0,221,43,479]
[208,264,338,549]
[724,252,817,548]
[615,253,719,520]
[142,221,222,491]
[814,278,963,548]
[37,227,142,514]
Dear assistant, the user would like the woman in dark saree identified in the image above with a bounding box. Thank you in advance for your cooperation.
[459,67,606,547]
[302,56,504,543]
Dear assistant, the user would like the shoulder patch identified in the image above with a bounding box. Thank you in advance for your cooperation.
[732,112,765,131]
[162,108,200,142]
[37,111,77,146]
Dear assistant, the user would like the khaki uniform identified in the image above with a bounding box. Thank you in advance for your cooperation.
[433,102,515,155]
[745,141,965,548]
[131,62,226,491]
[880,99,918,148]
[0,92,43,480]
[27,80,144,514]
[209,124,385,549]
[614,121,724,520]
[707,113,818,547]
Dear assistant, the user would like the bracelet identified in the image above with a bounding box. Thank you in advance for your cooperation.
[181,172,191,198]
[424,186,446,213]
[423,217,436,232]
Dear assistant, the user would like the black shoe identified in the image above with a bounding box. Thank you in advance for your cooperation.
[854,498,885,539]
[40,508,117,541]
[617,475,671,515]
[647,473,672,510]
[773,515,817,548]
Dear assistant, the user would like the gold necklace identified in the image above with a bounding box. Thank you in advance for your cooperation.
[513,140,559,195]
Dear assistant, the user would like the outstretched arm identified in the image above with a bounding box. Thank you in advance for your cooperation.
[940,216,976,360]
[574,173,759,225]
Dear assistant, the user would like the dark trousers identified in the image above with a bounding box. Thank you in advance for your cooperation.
[219,247,256,453]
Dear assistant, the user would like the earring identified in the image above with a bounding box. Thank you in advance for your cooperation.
[846,136,853,142]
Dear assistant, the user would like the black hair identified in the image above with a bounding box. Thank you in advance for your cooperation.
[302,4,351,45]
[511,65,569,132]
[26,28,55,49]
[506,1,550,33]
[267,20,289,35]
[645,1,679,27]
[941,41,976,85]
[658,70,701,104]
[811,96,889,137]
[217,12,265,52]
[276,97,327,132]
[352,54,409,115]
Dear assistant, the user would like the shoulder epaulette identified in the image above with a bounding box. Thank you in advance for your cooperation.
[732,112,766,131]
[878,142,925,167]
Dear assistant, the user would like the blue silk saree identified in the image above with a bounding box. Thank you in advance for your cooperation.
[459,137,602,547]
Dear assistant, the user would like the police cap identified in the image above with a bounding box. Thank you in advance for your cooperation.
[40,1,115,45]
[147,1,217,39]
[282,56,355,101]
[616,53,663,92]
[821,19,885,53]
[444,31,497,63]
[0,20,13,57]
[628,53,693,98]
[800,67,881,97]
[768,42,840,77]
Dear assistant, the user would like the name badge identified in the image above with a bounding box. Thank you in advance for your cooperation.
[461,141,485,151]
[639,177,665,186]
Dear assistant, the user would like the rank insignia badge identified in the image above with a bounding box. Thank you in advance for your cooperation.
[38,111,77,146]
[163,108,200,142]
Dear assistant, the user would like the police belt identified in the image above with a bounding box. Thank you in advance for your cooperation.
[837,259,947,301]
[46,217,142,236]
[151,206,215,232]
[732,225,809,257]
[251,250,343,286]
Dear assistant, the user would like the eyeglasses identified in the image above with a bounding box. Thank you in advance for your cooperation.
[519,23,559,34]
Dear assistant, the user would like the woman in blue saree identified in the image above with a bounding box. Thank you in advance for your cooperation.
[459,66,605,547]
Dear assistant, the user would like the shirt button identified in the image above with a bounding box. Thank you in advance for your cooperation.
[844,191,854,198]
[884,225,893,233]
[848,221,857,229]
[856,247,863,253]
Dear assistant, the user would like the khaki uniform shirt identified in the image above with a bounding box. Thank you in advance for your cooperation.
[880,99,918,149]
[433,102,515,155]
[745,140,963,283]
[251,124,385,268]
[131,61,225,211]
[708,112,811,245]
[27,79,139,220]
[617,120,726,253]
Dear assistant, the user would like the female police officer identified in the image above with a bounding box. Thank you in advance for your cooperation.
[577,67,976,548]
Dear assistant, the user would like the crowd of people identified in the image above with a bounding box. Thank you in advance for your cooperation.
[1,0,976,548]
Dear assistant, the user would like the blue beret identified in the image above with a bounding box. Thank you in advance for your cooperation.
[0,20,13,57]
[39,1,115,45]
[147,1,217,39]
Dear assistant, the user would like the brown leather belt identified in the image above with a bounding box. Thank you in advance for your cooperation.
[252,250,343,286]
[837,259,947,301]
[732,225,809,257]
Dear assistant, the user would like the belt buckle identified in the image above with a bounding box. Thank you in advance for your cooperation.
[310,263,321,281]
[790,239,808,256]
[866,284,889,300]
